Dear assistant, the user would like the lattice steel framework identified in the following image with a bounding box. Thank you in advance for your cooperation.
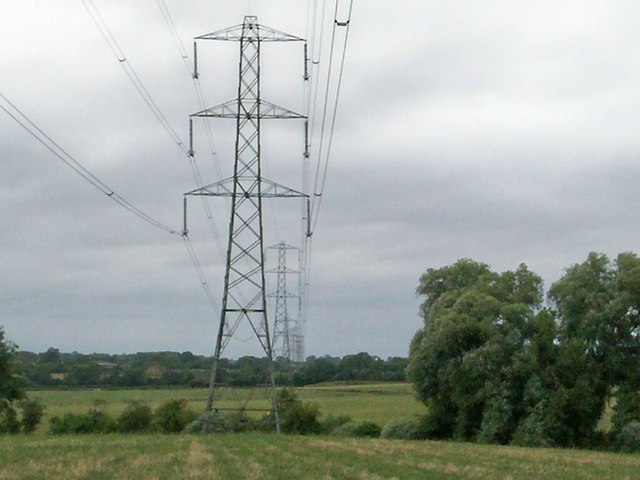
[267,242,301,363]
[184,16,307,433]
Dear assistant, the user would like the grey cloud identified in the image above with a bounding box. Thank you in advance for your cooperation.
[2,0,640,359]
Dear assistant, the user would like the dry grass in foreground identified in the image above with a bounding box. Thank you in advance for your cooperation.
[1,433,639,480]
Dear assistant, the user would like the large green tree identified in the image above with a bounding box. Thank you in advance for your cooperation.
[407,259,548,444]
[549,252,640,437]
[408,253,640,448]
[0,328,43,434]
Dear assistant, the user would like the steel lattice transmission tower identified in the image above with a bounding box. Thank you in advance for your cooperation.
[184,16,308,433]
[267,242,303,363]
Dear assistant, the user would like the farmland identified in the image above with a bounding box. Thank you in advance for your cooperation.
[2,432,640,479]
[28,382,425,432]
[0,383,638,479]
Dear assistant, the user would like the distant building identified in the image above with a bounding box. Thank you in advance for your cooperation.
[95,361,118,369]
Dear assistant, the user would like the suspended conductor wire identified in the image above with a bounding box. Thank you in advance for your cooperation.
[155,0,193,75]
[154,0,225,180]
[182,235,221,311]
[146,0,231,321]
[0,92,179,235]
[309,0,339,213]
[150,0,225,254]
[82,0,189,156]
[310,0,354,234]
[307,0,328,125]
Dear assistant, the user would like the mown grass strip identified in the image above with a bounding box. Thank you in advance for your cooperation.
[2,434,640,480]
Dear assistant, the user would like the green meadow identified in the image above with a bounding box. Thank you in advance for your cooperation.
[28,382,425,432]
[0,383,636,480]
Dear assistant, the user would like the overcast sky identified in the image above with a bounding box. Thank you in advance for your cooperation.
[2,1,640,359]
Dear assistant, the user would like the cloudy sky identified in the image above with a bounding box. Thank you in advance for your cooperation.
[2,0,640,359]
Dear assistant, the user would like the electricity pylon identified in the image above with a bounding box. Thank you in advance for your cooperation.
[267,242,301,364]
[184,16,308,433]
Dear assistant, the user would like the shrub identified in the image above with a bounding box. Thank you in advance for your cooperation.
[381,418,420,440]
[19,399,44,434]
[88,408,117,433]
[184,418,205,434]
[222,410,256,433]
[320,414,352,434]
[117,401,152,433]
[0,405,20,434]
[49,409,117,434]
[509,401,555,448]
[334,420,381,438]
[277,388,321,435]
[151,399,197,433]
[186,410,258,434]
[616,421,640,453]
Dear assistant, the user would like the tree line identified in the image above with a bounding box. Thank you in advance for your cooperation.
[15,349,408,388]
[408,252,640,451]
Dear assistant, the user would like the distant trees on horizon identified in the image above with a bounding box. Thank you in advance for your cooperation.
[13,348,409,389]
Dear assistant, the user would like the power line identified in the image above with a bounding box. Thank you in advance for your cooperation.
[82,0,189,156]
[310,0,354,234]
[0,90,224,313]
[151,0,227,262]
[182,234,221,311]
[155,0,193,75]
[0,92,179,235]
[87,0,227,273]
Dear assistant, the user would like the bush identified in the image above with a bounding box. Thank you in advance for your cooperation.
[0,405,20,434]
[334,420,381,438]
[49,409,117,434]
[277,389,321,435]
[381,418,421,440]
[320,414,352,434]
[117,401,152,433]
[186,410,258,434]
[19,399,44,434]
[151,399,197,433]
[511,415,552,448]
[616,421,640,453]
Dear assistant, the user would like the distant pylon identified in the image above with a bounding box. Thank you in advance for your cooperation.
[267,242,302,363]
[184,16,309,433]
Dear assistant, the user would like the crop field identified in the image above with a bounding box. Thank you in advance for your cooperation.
[1,383,637,479]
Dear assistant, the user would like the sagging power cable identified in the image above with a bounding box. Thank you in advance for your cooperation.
[152,0,227,262]
[82,0,189,156]
[0,92,179,235]
[87,0,227,285]
[155,0,194,75]
[309,0,354,235]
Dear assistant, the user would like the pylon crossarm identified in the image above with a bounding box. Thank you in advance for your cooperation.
[196,18,305,43]
[192,99,305,119]
[186,178,308,198]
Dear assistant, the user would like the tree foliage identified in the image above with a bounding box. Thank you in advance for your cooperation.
[15,349,407,388]
[0,328,42,434]
[408,254,640,448]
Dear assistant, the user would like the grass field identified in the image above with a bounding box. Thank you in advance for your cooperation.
[1,383,636,479]
[28,382,426,432]
[2,433,640,479]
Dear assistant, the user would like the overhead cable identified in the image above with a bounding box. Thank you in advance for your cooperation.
[0,92,179,235]
[310,0,354,234]
[152,0,226,260]
[155,0,194,75]
[182,235,221,311]
[82,0,189,156]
